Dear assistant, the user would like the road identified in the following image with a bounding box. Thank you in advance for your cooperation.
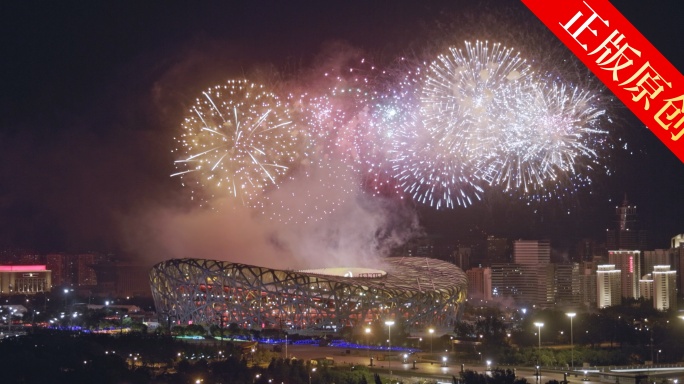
[283,345,595,384]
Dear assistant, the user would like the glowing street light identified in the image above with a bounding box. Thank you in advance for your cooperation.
[386,320,395,381]
[566,313,576,370]
[534,322,544,368]
[63,288,70,311]
[429,327,435,354]
[309,367,316,384]
[365,326,371,362]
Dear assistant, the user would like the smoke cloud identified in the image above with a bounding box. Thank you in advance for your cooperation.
[118,39,424,269]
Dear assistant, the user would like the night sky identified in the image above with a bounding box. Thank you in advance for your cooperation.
[1,1,682,266]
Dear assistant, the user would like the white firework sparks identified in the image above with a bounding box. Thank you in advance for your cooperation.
[420,40,532,159]
[476,77,610,199]
[172,79,307,207]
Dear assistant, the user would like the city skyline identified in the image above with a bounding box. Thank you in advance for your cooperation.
[0,1,682,267]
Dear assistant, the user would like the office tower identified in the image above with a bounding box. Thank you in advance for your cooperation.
[466,267,492,300]
[491,263,524,300]
[608,250,641,299]
[555,263,581,306]
[452,246,471,270]
[576,239,605,262]
[486,236,511,265]
[597,264,621,308]
[605,196,649,251]
[514,240,551,265]
[514,240,551,305]
[653,265,677,311]
[579,261,597,307]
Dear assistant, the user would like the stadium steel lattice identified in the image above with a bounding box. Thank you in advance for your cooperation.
[150,257,468,329]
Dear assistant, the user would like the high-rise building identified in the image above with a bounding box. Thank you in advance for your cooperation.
[639,274,653,301]
[653,265,677,311]
[46,253,67,287]
[597,264,621,308]
[554,263,581,306]
[514,240,551,265]
[514,240,551,305]
[451,246,471,270]
[608,250,641,299]
[491,263,524,300]
[486,236,510,265]
[605,196,649,251]
[466,267,492,300]
[575,239,606,262]
[672,247,684,298]
[579,261,597,307]
[76,253,97,286]
[45,253,102,288]
[643,249,672,275]
[667,236,684,298]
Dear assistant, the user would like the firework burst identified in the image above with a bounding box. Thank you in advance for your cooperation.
[172,79,307,207]
[390,111,484,209]
[254,92,359,224]
[420,40,532,159]
[356,61,422,198]
[475,77,611,199]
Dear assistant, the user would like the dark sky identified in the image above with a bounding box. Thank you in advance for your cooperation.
[0,1,682,260]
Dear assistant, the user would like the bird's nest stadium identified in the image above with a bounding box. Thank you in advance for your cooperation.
[150,257,467,330]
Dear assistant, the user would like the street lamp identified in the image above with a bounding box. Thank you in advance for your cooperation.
[566,313,576,370]
[534,322,544,368]
[63,288,70,312]
[365,327,371,363]
[309,367,316,384]
[386,320,395,382]
[429,327,435,355]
